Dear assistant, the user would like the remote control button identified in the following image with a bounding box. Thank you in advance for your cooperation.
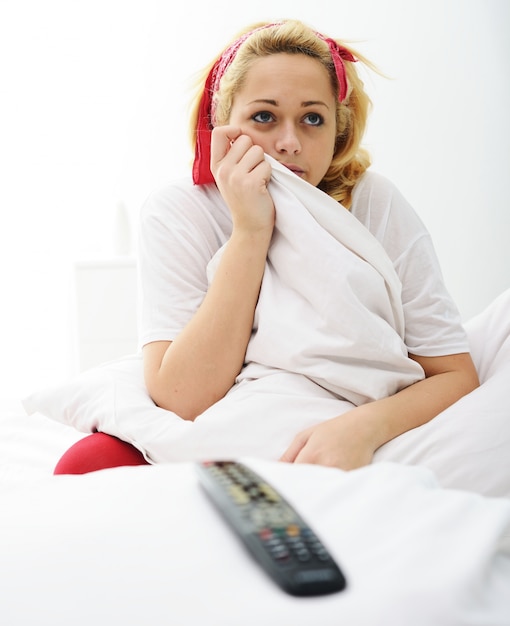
[259,483,280,502]
[265,539,290,560]
[295,548,312,562]
[315,548,331,562]
[286,524,300,537]
[228,484,250,504]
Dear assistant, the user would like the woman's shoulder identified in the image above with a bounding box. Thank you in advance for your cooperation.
[352,170,411,212]
[141,177,225,217]
[139,177,231,235]
[138,178,232,272]
[350,169,428,241]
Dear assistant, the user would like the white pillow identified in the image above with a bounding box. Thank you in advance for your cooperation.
[374,288,510,497]
[23,289,510,497]
[22,354,187,462]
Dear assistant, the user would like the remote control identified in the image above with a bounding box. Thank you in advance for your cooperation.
[196,460,347,596]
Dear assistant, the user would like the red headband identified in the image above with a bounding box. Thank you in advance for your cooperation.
[192,25,357,185]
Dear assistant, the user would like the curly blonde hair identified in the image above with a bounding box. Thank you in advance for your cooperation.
[189,20,375,208]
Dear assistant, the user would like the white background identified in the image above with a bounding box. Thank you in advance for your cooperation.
[1,0,509,398]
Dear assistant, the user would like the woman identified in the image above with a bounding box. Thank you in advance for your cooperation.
[55,19,478,474]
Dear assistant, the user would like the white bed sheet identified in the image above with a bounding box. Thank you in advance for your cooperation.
[1,396,510,625]
[0,449,509,625]
[0,399,84,487]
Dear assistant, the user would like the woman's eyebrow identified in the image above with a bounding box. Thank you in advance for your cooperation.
[302,100,330,109]
[248,98,330,108]
[248,99,278,106]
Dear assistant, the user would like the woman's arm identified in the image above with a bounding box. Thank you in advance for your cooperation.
[280,352,480,469]
[143,126,275,421]
[143,228,271,420]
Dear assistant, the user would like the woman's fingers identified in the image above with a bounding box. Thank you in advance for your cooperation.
[211,126,268,180]
[279,430,310,463]
[209,125,274,233]
[210,125,243,168]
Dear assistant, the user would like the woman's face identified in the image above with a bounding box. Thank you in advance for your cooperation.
[228,53,337,187]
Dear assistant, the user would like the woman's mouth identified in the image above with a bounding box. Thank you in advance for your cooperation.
[282,163,305,177]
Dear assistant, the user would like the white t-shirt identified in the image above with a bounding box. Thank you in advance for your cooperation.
[138,170,468,357]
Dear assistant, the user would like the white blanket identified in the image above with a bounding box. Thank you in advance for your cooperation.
[0,457,509,626]
[24,158,426,466]
[213,156,424,405]
[106,158,423,462]
[21,168,510,500]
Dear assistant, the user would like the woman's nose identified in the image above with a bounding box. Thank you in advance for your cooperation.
[275,124,301,154]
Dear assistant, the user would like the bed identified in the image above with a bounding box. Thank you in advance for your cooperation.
[1,359,510,626]
[2,298,510,626]
[1,161,510,624]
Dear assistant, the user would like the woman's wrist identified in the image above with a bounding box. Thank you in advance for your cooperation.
[344,403,394,453]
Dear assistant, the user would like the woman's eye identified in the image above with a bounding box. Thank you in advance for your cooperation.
[252,111,274,123]
[304,113,324,126]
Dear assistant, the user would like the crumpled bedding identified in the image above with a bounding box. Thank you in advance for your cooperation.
[210,156,424,406]
[6,159,510,625]
[23,156,429,465]
[20,161,510,502]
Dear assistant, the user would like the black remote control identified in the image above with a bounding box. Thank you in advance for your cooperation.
[196,460,347,596]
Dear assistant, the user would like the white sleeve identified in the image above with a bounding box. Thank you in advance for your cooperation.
[137,180,231,349]
[395,231,469,356]
[351,172,469,357]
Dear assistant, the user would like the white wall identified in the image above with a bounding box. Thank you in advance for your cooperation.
[1,0,508,398]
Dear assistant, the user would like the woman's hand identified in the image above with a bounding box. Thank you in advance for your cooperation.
[280,409,378,470]
[280,352,479,471]
[210,125,275,234]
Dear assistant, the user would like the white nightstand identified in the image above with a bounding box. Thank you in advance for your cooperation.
[71,257,138,372]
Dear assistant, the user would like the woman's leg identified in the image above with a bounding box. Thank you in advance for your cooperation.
[54,432,150,475]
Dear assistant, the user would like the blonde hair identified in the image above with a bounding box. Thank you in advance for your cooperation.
[190,20,375,208]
